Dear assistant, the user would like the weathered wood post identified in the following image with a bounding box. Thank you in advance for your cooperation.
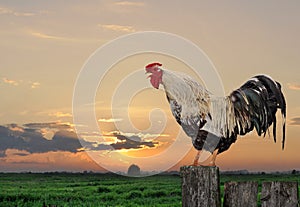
[223,181,258,207]
[261,181,299,207]
[180,166,220,207]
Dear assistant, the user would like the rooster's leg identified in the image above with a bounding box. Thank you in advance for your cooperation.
[207,149,219,166]
[192,150,201,166]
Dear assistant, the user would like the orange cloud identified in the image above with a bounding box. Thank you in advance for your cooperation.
[0,6,35,17]
[289,117,300,126]
[2,78,41,89]
[7,124,24,133]
[30,31,70,40]
[2,77,20,86]
[28,30,103,43]
[0,149,104,172]
[98,118,123,123]
[48,111,72,118]
[99,24,136,33]
[113,1,145,7]
[30,82,41,89]
[287,83,300,91]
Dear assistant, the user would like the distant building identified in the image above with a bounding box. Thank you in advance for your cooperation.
[127,164,141,176]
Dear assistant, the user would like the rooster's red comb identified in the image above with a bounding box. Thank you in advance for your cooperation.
[145,62,162,69]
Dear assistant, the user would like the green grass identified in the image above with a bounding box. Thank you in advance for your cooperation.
[0,173,299,207]
[0,173,181,207]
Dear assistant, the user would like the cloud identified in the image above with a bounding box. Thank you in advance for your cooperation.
[30,82,40,89]
[99,24,136,33]
[2,78,20,86]
[23,122,72,130]
[39,128,55,140]
[88,144,113,151]
[1,150,105,172]
[0,150,6,157]
[10,150,30,157]
[110,132,158,150]
[19,110,29,116]
[28,30,104,43]
[0,124,93,156]
[0,122,159,158]
[121,132,169,139]
[113,1,145,7]
[0,6,35,17]
[2,78,41,89]
[29,31,71,41]
[48,112,72,118]
[7,124,24,133]
[287,83,300,91]
[98,118,123,123]
[22,121,73,140]
[107,130,169,142]
[289,117,300,125]
[75,130,158,150]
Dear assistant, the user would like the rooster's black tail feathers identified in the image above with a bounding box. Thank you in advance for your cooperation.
[230,75,286,149]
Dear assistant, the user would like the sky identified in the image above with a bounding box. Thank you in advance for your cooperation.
[1,0,300,173]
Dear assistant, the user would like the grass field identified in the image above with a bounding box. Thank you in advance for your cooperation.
[0,172,299,207]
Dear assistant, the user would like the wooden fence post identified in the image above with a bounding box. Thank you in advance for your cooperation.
[223,181,258,207]
[180,166,220,207]
[261,181,299,207]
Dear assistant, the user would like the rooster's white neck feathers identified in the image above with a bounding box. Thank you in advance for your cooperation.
[161,69,236,138]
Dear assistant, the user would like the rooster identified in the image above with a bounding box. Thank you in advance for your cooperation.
[145,62,286,166]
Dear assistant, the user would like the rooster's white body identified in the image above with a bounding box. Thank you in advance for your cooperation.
[145,63,286,165]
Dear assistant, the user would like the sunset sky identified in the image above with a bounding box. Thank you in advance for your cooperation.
[1,1,300,173]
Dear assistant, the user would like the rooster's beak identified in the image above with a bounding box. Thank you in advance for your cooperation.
[145,71,151,78]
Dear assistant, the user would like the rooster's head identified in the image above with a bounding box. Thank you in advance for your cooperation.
[145,62,163,89]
